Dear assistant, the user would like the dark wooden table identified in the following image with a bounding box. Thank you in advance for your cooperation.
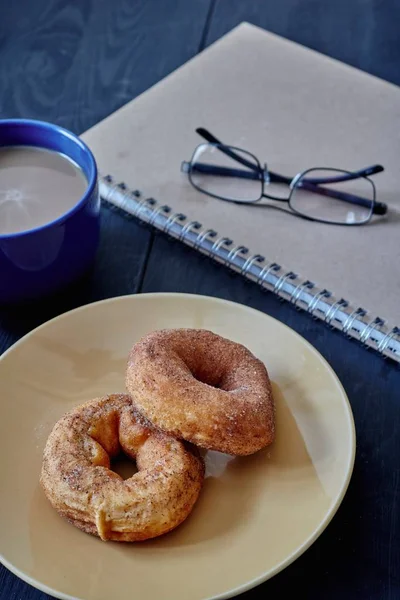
[1,2,399,599]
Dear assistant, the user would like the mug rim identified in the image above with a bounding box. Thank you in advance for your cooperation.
[0,118,98,240]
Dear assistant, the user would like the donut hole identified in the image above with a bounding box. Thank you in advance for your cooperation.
[189,364,240,392]
[189,365,223,389]
[180,349,240,392]
[111,452,138,480]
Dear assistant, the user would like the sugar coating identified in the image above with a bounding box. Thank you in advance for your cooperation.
[126,329,275,456]
[40,394,204,541]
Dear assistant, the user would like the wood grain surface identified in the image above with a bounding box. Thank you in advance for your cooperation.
[0,1,399,599]
[0,0,211,133]
[207,0,400,85]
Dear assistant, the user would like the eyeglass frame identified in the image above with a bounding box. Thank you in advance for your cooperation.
[181,127,388,226]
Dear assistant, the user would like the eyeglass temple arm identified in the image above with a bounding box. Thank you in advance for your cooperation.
[186,162,387,215]
[303,165,384,182]
[197,128,384,183]
[182,163,262,180]
[196,127,262,172]
[195,128,387,215]
[270,165,384,184]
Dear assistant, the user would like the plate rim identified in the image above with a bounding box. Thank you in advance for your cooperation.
[0,292,356,600]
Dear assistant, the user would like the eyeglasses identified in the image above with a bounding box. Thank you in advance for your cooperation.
[181,128,388,226]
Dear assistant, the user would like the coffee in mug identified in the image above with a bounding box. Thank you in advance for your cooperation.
[0,118,100,303]
[0,146,88,235]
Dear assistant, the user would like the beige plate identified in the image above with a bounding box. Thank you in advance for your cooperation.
[0,293,355,600]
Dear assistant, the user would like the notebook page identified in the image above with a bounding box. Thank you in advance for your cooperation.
[83,23,400,326]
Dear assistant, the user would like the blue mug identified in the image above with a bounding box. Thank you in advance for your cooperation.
[0,119,100,303]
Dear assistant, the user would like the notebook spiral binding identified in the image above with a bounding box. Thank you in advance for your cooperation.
[99,174,400,363]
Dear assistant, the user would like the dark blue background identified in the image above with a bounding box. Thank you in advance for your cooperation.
[0,2,399,599]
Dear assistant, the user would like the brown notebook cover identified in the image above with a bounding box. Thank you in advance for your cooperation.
[82,23,400,359]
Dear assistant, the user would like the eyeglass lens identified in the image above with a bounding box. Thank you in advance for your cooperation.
[189,144,263,202]
[290,168,374,224]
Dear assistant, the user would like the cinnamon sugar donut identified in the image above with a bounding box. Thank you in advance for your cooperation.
[126,329,275,455]
[40,394,204,541]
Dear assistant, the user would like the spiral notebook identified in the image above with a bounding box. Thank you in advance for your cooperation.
[82,23,400,363]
